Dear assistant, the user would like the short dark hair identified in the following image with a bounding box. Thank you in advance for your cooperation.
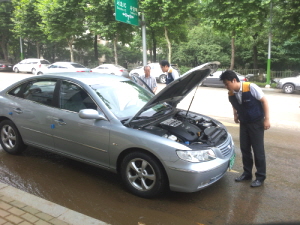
[219,70,240,82]
[159,60,170,67]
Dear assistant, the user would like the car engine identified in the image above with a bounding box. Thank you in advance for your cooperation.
[143,111,227,146]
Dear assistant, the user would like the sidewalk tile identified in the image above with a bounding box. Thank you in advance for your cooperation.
[8,207,26,216]
[0,201,12,210]
[0,218,7,225]
[19,221,33,225]
[36,212,54,221]
[10,200,27,208]
[21,213,39,223]
[0,208,10,217]
[0,196,14,203]
[23,205,40,215]
[35,220,52,225]
[5,214,24,224]
[50,218,69,225]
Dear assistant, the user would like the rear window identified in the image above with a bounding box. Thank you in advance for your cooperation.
[40,60,50,64]
[71,63,86,68]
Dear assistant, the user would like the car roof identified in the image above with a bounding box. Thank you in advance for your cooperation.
[39,72,128,85]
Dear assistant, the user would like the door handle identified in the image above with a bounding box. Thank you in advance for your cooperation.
[54,119,67,126]
[13,108,23,114]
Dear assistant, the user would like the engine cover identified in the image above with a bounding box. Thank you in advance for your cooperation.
[160,119,200,142]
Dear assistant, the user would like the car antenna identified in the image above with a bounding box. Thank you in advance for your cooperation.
[186,83,200,117]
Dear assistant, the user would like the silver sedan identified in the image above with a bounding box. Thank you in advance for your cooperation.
[0,62,235,198]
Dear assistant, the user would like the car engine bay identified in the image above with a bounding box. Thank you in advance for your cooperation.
[142,111,228,147]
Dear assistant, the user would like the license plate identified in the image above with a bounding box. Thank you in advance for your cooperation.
[229,153,235,170]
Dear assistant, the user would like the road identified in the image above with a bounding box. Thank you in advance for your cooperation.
[0,73,300,225]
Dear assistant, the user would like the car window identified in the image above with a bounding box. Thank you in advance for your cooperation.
[40,60,50,64]
[49,65,58,68]
[70,63,85,68]
[60,81,97,113]
[91,80,153,119]
[23,80,57,106]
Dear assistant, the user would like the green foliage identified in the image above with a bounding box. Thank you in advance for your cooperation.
[0,1,14,60]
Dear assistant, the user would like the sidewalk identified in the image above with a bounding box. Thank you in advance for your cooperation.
[0,182,108,225]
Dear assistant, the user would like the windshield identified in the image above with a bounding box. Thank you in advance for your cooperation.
[91,80,169,120]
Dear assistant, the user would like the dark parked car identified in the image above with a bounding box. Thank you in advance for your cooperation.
[201,70,248,87]
[0,62,235,198]
[0,60,13,72]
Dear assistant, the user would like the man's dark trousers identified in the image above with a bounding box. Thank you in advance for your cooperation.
[240,119,266,181]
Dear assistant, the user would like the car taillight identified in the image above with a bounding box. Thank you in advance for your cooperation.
[90,70,92,72]
[39,64,41,68]
[0,65,5,68]
[76,70,86,72]
[120,69,124,72]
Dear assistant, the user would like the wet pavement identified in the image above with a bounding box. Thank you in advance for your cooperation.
[0,182,107,225]
[1,73,300,224]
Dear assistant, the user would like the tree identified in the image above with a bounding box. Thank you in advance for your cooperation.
[140,0,198,63]
[36,0,87,62]
[85,0,136,64]
[12,0,46,58]
[199,0,270,70]
[0,0,13,60]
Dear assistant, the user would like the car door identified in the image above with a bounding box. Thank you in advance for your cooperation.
[7,79,57,150]
[51,80,110,168]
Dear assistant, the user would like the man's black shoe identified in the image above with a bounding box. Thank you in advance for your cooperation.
[235,174,252,182]
[250,179,264,187]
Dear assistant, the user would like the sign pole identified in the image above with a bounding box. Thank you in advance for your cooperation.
[142,13,147,66]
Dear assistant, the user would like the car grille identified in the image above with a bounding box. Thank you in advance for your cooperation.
[217,135,233,157]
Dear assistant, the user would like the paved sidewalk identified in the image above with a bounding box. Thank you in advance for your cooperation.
[0,182,108,225]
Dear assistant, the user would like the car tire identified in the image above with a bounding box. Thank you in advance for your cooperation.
[159,74,167,84]
[37,72,43,75]
[14,67,19,73]
[121,151,167,198]
[32,68,36,74]
[282,83,295,94]
[0,120,26,155]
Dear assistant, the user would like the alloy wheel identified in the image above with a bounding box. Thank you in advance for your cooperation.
[1,125,16,150]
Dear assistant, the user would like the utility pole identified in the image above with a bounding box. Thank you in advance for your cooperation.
[266,1,272,85]
[141,13,147,66]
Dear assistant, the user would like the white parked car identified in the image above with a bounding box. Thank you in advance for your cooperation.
[277,75,300,94]
[36,62,91,75]
[13,58,51,74]
[91,64,129,78]
[129,63,175,84]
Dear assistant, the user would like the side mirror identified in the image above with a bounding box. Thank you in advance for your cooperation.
[79,109,107,120]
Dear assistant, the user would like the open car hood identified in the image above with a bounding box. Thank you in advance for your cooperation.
[126,61,220,125]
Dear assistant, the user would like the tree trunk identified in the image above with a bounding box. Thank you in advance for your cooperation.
[252,33,259,69]
[114,37,118,65]
[230,30,235,70]
[67,36,75,62]
[94,35,98,62]
[0,36,8,61]
[151,29,157,62]
[164,26,172,63]
[36,41,40,58]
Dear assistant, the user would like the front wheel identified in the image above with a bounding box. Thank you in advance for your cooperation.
[0,120,26,155]
[14,67,19,73]
[31,68,36,74]
[159,74,167,84]
[121,152,167,198]
[282,83,294,94]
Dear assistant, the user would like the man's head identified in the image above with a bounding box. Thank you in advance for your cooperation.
[144,65,151,77]
[159,60,170,73]
[219,70,241,92]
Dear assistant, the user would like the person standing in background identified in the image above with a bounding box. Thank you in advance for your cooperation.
[159,60,179,85]
[140,65,157,93]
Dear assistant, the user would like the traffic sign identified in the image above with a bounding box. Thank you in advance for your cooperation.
[115,0,138,26]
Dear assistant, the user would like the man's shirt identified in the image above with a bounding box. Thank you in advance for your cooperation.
[233,82,264,104]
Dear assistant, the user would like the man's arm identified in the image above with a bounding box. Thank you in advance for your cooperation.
[260,96,271,130]
[152,77,157,93]
[232,106,239,123]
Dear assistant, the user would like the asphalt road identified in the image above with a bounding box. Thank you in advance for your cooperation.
[0,73,300,225]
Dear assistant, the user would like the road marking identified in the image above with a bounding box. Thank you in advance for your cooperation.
[228,169,239,173]
[221,121,239,127]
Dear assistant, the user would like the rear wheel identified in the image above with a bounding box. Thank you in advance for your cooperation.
[37,72,43,75]
[0,120,26,155]
[282,83,295,94]
[159,74,167,84]
[14,67,19,73]
[121,151,167,198]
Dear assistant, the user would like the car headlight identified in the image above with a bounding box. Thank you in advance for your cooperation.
[176,148,217,162]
